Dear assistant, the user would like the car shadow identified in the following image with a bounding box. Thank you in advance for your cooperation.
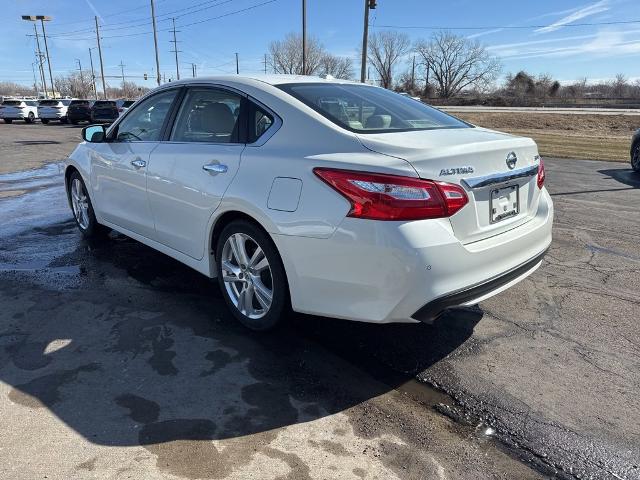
[0,222,481,452]
[598,168,640,189]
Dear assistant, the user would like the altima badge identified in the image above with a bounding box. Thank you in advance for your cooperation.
[506,152,518,170]
[439,167,475,176]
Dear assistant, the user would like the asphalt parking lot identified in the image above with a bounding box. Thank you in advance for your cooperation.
[0,123,638,479]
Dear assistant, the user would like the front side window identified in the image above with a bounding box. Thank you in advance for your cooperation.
[278,83,471,134]
[114,89,178,142]
[171,88,242,143]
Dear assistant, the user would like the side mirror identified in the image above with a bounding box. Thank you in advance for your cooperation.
[82,125,106,143]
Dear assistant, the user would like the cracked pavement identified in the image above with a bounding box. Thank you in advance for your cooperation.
[0,124,639,479]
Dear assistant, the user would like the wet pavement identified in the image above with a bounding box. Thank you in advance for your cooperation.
[0,132,639,479]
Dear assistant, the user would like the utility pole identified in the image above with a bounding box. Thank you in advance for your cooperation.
[88,48,98,99]
[119,60,126,87]
[360,0,376,83]
[150,0,161,86]
[191,63,197,78]
[263,54,268,74]
[95,16,107,99]
[76,58,83,82]
[170,18,180,80]
[302,0,307,75]
[411,54,416,91]
[235,53,239,74]
[39,17,55,98]
[31,62,39,95]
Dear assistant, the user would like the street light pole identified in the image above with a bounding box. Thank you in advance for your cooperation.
[88,48,98,100]
[22,17,48,98]
[171,18,180,80]
[150,0,161,86]
[235,53,239,74]
[39,17,55,98]
[360,0,376,83]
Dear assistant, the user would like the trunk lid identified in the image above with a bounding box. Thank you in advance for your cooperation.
[356,127,542,244]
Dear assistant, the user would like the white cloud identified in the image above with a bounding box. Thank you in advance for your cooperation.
[535,0,610,34]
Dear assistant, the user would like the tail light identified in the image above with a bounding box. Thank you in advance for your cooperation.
[313,168,468,221]
[537,158,545,189]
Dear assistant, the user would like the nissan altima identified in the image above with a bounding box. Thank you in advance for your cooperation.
[65,75,553,330]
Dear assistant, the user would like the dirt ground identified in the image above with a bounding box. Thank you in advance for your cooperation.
[456,112,636,162]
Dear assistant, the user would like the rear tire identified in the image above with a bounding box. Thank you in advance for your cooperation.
[4,119,12,124]
[70,119,79,125]
[67,171,107,238]
[25,112,35,124]
[632,142,640,173]
[41,119,49,125]
[215,220,289,331]
[61,117,68,124]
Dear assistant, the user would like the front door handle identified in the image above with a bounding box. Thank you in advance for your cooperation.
[203,163,228,175]
[131,159,146,169]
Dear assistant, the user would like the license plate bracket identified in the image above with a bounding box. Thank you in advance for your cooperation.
[490,184,519,223]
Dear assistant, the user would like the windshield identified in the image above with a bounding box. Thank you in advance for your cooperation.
[39,100,60,106]
[70,100,90,106]
[122,101,135,107]
[94,101,116,107]
[278,83,471,134]
[2,101,22,106]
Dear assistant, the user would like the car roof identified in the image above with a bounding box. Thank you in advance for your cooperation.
[166,74,361,88]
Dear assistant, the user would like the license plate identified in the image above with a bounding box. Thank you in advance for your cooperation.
[490,185,519,223]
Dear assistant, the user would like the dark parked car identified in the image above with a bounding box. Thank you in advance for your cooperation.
[90,100,119,124]
[632,129,640,173]
[67,100,94,124]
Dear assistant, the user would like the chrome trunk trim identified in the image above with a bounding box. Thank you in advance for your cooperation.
[462,164,539,189]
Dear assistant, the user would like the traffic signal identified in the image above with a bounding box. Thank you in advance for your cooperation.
[368,0,377,9]
[144,73,148,80]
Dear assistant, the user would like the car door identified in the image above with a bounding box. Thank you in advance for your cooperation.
[90,88,180,238]
[146,86,246,260]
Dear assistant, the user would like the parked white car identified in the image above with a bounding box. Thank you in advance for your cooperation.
[65,75,553,330]
[0,99,39,124]
[38,99,73,124]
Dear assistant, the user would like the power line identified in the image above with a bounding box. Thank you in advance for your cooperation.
[372,19,640,31]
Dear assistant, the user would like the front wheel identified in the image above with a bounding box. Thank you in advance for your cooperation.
[215,220,289,331]
[25,112,35,124]
[41,119,49,125]
[68,171,106,238]
[632,142,640,173]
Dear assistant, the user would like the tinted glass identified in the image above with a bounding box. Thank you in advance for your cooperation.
[249,103,274,143]
[171,88,241,143]
[115,89,178,142]
[278,83,470,133]
[70,100,90,105]
[123,101,135,107]
[39,100,60,106]
[3,101,21,106]
[93,101,116,107]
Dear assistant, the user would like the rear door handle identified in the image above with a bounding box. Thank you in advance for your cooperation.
[203,163,228,175]
[131,159,146,169]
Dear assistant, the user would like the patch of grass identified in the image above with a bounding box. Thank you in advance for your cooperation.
[455,112,636,162]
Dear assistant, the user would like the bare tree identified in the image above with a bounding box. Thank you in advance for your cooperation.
[269,33,325,75]
[415,31,501,98]
[319,55,353,80]
[611,73,628,98]
[0,81,36,97]
[367,30,411,89]
[54,72,94,98]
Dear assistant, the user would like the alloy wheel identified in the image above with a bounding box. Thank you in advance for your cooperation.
[70,178,90,230]
[221,233,273,319]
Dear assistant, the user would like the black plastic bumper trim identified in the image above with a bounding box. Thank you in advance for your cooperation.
[411,248,548,324]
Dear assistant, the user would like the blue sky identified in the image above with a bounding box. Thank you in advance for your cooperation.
[2,0,639,88]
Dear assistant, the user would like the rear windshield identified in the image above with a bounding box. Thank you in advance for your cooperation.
[122,100,135,107]
[2,101,22,106]
[70,100,90,106]
[94,101,116,107]
[39,100,60,106]
[278,83,471,134]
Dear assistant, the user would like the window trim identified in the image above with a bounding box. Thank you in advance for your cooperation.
[165,85,246,145]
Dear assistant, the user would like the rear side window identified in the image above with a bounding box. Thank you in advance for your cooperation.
[171,88,242,143]
[248,103,274,143]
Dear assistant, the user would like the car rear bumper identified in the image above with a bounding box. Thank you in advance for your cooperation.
[68,113,92,121]
[274,187,553,324]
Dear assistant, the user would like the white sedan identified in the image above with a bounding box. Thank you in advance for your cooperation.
[65,75,553,330]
